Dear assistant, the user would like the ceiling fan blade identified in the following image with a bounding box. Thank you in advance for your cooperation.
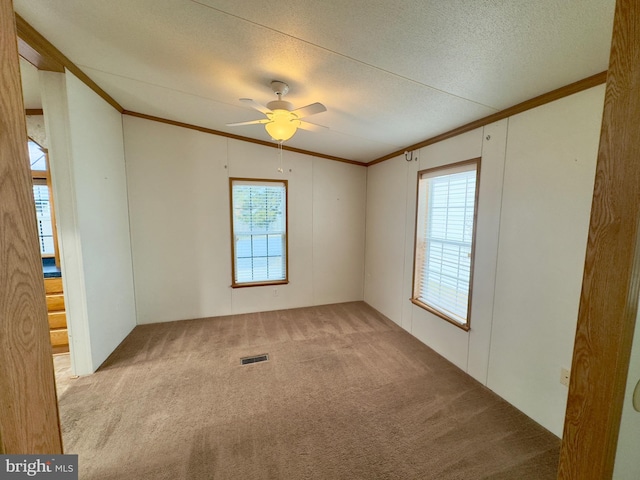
[226,119,270,127]
[239,98,272,115]
[297,120,328,132]
[292,102,327,119]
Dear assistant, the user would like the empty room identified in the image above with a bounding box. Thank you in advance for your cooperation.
[2,0,640,479]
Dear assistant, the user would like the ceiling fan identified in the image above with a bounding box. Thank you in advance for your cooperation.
[226,81,327,142]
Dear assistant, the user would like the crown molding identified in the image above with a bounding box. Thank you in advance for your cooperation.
[123,111,366,166]
[15,14,123,113]
[369,71,608,166]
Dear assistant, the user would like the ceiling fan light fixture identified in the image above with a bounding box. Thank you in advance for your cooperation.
[265,110,300,142]
[228,81,326,142]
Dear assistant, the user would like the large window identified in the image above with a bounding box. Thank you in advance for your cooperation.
[412,159,480,329]
[230,178,288,287]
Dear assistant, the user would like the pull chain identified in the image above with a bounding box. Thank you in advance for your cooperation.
[277,141,284,174]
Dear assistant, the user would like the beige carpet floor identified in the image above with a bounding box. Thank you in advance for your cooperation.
[58,302,560,479]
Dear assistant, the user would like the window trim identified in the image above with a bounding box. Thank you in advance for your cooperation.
[229,177,289,288]
[410,157,481,331]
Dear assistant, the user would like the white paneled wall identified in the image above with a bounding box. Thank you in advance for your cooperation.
[488,86,604,435]
[364,85,605,435]
[65,73,138,372]
[41,71,137,375]
[124,117,231,324]
[364,155,411,325]
[312,160,367,305]
[466,119,508,384]
[124,115,367,323]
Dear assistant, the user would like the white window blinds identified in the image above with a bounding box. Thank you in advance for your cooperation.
[32,181,55,256]
[231,179,287,285]
[413,161,479,327]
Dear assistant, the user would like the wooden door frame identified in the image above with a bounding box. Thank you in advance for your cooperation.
[0,0,62,453]
[558,0,640,478]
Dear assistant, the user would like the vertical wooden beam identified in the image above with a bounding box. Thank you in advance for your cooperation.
[558,0,640,478]
[0,0,63,454]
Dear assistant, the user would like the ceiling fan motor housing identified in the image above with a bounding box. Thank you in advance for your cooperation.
[267,100,295,112]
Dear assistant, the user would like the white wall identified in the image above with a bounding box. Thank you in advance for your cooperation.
[613,299,640,479]
[65,73,138,371]
[487,86,604,435]
[40,70,137,375]
[124,115,366,323]
[123,117,231,323]
[40,71,92,375]
[312,159,366,305]
[364,85,605,436]
[364,154,412,326]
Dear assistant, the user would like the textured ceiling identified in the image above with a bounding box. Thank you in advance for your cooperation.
[15,0,615,163]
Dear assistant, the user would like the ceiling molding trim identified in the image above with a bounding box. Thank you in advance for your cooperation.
[14,12,606,167]
[123,111,366,167]
[17,36,63,73]
[25,108,44,116]
[15,14,124,113]
[369,71,608,166]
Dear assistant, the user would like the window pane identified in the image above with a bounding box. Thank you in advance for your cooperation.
[236,236,252,258]
[268,256,284,279]
[267,234,283,256]
[41,236,55,255]
[236,257,253,283]
[252,257,268,279]
[32,184,55,255]
[252,235,268,257]
[413,161,478,326]
[231,180,287,285]
[28,141,47,171]
[37,219,53,236]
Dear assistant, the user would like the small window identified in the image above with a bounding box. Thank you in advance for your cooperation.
[33,180,55,256]
[230,178,288,287]
[411,159,480,330]
[28,139,59,263]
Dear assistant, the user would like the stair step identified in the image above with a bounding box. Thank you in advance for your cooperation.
[52,345,69,355]
[43,277,66,351]
[44,277,63,295]
[46,294,65,312]
[50,328,68,348]
[48,311,67,329]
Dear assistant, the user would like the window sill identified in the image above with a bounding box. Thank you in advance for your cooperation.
[410,298,470,331]
[231,280,289,289]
